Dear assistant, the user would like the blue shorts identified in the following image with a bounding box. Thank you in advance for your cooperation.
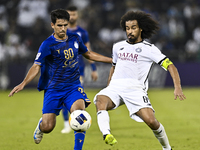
[42,86,91,115]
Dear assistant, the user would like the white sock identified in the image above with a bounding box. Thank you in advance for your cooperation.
[153,123,171,150]
[97,110,111,135]
[64,121,70,128]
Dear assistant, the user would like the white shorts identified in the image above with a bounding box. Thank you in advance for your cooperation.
[94,82,154,122]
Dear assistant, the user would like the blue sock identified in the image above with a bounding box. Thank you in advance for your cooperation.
[74,131,86,150]
[62,106,69,121]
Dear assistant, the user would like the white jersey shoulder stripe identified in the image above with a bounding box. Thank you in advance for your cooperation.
[142,40,152,46]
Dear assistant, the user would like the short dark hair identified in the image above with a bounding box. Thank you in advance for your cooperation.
[66,6,78,11]
[51,9,70,24]
[120,11,159,39]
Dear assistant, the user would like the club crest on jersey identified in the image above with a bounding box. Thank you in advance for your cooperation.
[74,41,79,49]
[135,47,142,53]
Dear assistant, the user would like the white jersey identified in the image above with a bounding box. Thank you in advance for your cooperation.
[111,40,166,91]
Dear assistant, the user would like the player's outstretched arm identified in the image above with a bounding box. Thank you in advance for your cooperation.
[82,51,112,64]
[8,63,41,97]
[167,64,186,100]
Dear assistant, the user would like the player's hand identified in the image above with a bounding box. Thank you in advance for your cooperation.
[91,71,98,81]
[174,87,186,100]
[8,83,25,97]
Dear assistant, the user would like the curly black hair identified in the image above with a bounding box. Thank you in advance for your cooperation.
[120,11,159,39]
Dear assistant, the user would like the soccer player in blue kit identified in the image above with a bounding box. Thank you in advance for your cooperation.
[8,9,112,150]
[61,6,98,134]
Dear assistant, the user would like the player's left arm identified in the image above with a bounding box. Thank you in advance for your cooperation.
[163,59,186,100]
[85,42,98,81]
[82,51,112,64]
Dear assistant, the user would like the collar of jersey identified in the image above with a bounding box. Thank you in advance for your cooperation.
[126,40,144,45]
[52,34,68,42]
[68,26,79,31]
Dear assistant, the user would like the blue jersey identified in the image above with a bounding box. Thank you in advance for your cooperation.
[34,32,88,91]
[67,26,89,69]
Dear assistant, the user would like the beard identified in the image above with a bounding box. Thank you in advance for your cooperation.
[128,37,137,43]
[69,19,76,25]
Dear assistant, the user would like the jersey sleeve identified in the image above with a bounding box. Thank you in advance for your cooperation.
[150,44,166,64]
[78,36,88,55]
[34,41,51,66]
[112,43,118,66]
[81,30,89,44]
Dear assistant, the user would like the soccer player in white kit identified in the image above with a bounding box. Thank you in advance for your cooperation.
[94,11,186,150]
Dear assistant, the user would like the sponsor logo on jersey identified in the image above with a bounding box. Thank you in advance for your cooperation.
[135,47,142,53]
[118,52,138,63]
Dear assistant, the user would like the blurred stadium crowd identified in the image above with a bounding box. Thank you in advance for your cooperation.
[1,0,200,62]
[0,0,200,89]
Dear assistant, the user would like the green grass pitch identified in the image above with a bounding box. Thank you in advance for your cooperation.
[0,88,200,150]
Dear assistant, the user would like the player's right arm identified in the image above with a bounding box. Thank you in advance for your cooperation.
[8,63,41,97]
